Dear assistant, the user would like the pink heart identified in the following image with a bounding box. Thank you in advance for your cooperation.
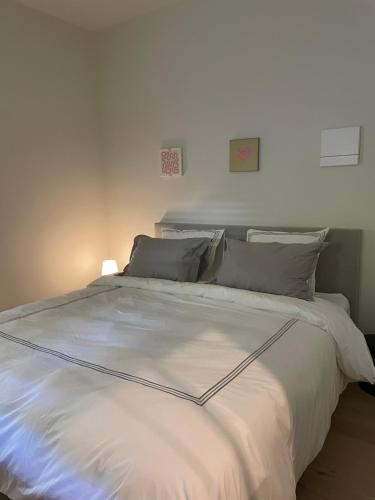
[235,147,251,161]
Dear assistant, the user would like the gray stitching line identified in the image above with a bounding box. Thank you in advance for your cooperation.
[199,318,296,401]
[0,287,119,326]
[0,328,199,404]
[0,312,298,405]
[198,318,298,404]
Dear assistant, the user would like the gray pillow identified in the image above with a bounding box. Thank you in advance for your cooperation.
[160,227,225,282]
[214,239,327,300]
[124,235,210,282]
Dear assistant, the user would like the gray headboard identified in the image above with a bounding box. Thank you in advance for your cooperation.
[155,222,362,323]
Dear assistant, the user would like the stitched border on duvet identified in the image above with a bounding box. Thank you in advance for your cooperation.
[0,307,297,405]
[0,287,119,326]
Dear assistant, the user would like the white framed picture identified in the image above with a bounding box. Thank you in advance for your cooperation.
[160,148,183,177]
[320,127,361,167]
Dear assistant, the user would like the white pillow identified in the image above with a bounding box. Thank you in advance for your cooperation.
[246,228,330,293]
[161,227,224,280]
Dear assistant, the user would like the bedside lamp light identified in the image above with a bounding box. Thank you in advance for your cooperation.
[102,259,119,276]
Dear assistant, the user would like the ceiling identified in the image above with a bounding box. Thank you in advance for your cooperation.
[15,0,184,31]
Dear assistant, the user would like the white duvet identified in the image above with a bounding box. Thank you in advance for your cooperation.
[0,276,374,500]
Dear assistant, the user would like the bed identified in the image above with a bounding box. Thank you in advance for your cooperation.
[0,223,374,500]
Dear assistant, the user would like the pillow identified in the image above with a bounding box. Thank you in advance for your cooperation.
[124,235,210,282]
[246,227,330,292]
[214,239,327,300]
[161,227,225,281]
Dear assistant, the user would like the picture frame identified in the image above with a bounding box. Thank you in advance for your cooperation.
[230,138,260,172]
[160,148,183,177]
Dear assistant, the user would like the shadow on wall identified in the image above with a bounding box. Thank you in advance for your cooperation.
[160,203,261,226]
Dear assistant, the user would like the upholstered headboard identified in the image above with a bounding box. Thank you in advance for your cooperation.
[155,222,362,323]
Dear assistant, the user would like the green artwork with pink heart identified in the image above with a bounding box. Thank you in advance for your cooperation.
[230,138,260,172]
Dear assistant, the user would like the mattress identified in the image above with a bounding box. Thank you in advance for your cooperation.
[0,276,373,500]
[315,292,350,315]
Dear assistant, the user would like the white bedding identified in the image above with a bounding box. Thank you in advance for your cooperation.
[0,276,374,500]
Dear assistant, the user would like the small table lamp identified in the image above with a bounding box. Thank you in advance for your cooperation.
[102,259,119,276]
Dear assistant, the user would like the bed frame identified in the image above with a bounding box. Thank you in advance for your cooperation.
[155,222,362,323]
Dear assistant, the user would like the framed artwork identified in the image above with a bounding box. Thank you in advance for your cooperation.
[230,138,260,172]
[160,148,183,177]
[320,127,361,167]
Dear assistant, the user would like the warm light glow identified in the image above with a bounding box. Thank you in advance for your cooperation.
[101,259,119,276]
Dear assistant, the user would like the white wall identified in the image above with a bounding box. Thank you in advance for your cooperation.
[97,0,375,332]
[1,0,374,332]
[0,0,106,309]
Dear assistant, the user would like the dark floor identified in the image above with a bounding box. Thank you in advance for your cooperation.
[297,383,375,500]
[1,384,374,500]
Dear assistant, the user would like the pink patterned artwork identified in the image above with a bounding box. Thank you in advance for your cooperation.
[160,148,183,177]
[230,138,259,172]
[235,147,252,161]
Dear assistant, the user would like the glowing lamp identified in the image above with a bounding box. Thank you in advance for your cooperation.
[101,259,119,276]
